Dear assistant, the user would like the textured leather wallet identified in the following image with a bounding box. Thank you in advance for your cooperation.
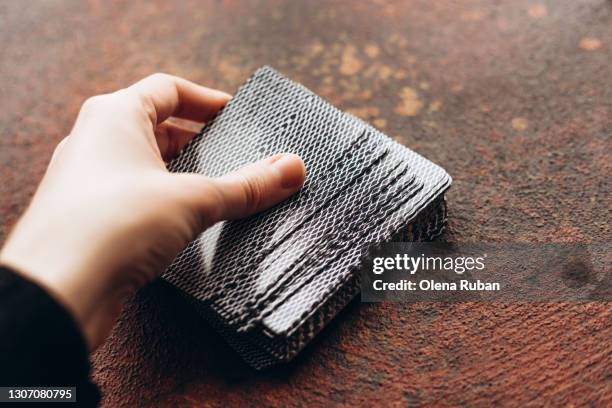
[163,66,451,369]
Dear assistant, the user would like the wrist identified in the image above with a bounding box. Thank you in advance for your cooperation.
[0,214,132,350]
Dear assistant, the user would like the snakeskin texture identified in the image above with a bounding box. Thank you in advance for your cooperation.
[163,67,451,369]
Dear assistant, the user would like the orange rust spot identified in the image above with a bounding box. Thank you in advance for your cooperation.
[373,118,387,129]
[339,45,362,75]
[309,41,325,56]
[429,100,442,112]
[579,37,602,51]
[554,225,586,242]
[461,10,484,21]
[527,4,547,18]
[511,117,529,131]
[292,56,308,67]
[378,65,393,81]
[363,62,380,78]
[346,106,380,120]
[317,85,334,98]
[451,83,464,93]
[364,44,379,58]
[393,70,407,80]
[394,87,423,117]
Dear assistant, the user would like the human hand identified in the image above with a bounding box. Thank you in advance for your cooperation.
[0,74,306,350]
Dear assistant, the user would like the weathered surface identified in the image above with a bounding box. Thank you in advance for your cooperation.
[0,0,610,406]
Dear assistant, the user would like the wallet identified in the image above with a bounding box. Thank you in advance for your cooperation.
[163,66,451,369]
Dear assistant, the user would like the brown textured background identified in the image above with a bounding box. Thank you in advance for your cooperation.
[1,0,610,406]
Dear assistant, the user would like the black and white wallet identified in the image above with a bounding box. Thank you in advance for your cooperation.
[163,66,451,369]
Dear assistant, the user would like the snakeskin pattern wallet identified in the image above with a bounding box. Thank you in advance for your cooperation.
[163,66,451,369]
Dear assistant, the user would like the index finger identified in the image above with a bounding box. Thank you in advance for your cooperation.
[128,73,231,125]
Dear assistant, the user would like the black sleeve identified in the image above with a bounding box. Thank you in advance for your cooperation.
[0,266,101,407]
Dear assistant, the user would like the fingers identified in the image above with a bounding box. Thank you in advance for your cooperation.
[128,73,231,125]
[49,136,70,166]
[154,121,198,161]
[212,153,306,220]
[180,154,306,227]
[72,74,227,163]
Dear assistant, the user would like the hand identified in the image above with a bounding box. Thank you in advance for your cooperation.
[0,73,306,350]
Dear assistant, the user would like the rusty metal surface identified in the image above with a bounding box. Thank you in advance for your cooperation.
[0,0,610,406]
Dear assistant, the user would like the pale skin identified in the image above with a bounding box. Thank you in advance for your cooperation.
[0,73,306,351]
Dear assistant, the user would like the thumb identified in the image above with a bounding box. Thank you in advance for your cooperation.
[179,153,306,227]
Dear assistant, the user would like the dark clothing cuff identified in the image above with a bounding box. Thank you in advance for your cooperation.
[0,266,100,406]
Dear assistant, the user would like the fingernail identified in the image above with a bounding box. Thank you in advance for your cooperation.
[270,154,305,189]
[217,90,232,100]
